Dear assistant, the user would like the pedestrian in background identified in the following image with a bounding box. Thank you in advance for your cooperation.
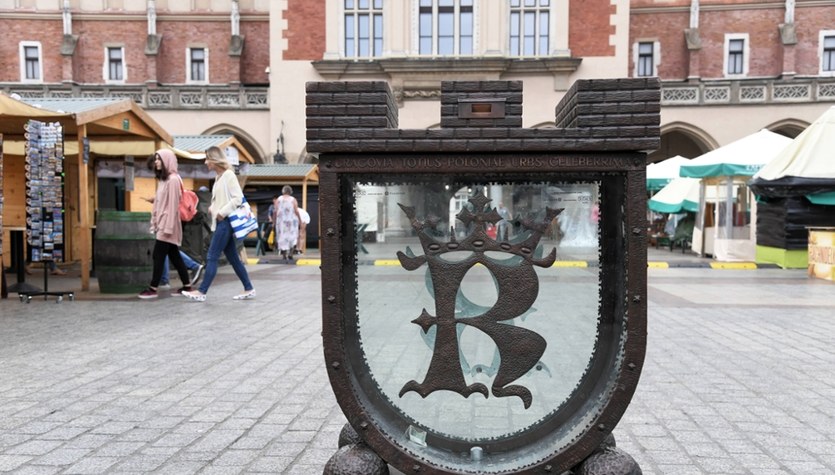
[274,185,301,261]
[183,146,255,301]
[138,149,192,299]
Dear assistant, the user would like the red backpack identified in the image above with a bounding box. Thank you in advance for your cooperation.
[179,181,199,222]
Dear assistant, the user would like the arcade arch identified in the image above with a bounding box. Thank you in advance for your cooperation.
[766,118,809,139]
[649,122,717,164]
[202,123,266,163]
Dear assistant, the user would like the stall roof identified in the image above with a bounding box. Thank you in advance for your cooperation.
[21,97,172,143]
[243,163,319,185]
[171,135,255,163]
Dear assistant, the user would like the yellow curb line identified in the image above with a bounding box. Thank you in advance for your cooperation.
[709,262,758,270]
[648,262,669,269]
[374,259,402,266]
[295,259,321,266]
[551,261,588,268]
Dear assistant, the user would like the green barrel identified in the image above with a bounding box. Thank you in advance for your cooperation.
[94,211,154,293]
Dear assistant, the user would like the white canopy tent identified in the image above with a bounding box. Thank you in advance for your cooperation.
[680,129,792,261]
[749,106,835,269]
[646,155,689,193]
[751,105,835,205]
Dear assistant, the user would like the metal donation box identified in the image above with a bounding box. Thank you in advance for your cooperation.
[308,79,659,475]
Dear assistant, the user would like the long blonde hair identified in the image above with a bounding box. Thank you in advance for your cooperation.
[205,146,231,172]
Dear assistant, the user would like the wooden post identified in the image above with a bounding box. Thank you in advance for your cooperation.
[77,124,91,291]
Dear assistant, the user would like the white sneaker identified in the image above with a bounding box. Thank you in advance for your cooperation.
[232,289,256,300]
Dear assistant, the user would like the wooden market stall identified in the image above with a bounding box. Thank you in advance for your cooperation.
[0,93,171,291]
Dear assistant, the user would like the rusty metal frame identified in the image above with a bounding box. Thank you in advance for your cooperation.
[320,152,647,475]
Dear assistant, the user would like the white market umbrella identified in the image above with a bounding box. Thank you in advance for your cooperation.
[648,177,700,214]
[647,155,689,191]
[680,129,793,179]
[751,106,835,205]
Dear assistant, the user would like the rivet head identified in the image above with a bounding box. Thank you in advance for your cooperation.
[327,295,336,304]
[326,228,335,237]
[632,227,642,235]
[544,464,553,472]
[331,361,340,369]
[632,295,641,303]
[628,362,637,371]
[412,464,421,472]
[597,423,606,431]
[359,422,368,430]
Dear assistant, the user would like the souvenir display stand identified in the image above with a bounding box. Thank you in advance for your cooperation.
[15,120,73,303]
[1,133,5,298]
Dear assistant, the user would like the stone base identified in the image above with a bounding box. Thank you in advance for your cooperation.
[325,424,640,475]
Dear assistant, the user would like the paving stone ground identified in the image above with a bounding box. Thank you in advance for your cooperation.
[1,262,833,474]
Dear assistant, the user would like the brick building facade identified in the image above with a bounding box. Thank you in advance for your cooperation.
[1,0,834,165]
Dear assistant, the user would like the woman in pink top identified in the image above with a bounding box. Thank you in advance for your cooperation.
[138,149,192,299]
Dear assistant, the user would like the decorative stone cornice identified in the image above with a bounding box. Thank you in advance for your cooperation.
[312,57,582,104]
[312,57,581,78]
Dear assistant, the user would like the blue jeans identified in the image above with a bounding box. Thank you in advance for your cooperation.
[160,250,201,285]
[199,218,253,294]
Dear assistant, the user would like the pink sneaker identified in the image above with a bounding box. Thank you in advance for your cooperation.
[138,288,158,299]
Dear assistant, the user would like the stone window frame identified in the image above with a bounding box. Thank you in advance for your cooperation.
[723,33,749,79]
[186,46,209,84]
[415,0,475,57]
[634,40,659,78]
[19,41,43,83]
[819,30,835,77]
[103,45,126,84]
[343,0,384,58]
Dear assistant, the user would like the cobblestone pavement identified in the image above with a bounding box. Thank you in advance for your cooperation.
[1,263,834,474]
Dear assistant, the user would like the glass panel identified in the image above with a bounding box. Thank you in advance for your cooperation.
[461,0,473,5]
[509,12,519,36]
[541,0,550,5]
[825,36,835,48]
[358,14,369,56]
[524,12,535,55]
[359,0,368,9]
[511,0,520,7]
[460,37,473,55]
[420,0,432,5]
[374,14,383,56]
[420,11,432,54]
[345,15,355,56]
[460,12,473,35]
[374,0,383,8]
[539,12,549,54]
[25,46,38,60]
[438,12,453,54]
[345,0,354,8]
[440,0,454,6]
[729,39,743,52]
[354,180,603,444]
[525,0,536,5]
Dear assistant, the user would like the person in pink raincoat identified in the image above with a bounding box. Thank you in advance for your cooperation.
[138,149,192,299]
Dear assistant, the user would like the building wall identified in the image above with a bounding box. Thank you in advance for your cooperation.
[630,0,835,155]
[0,1,272,159]
[272,1,628,161]
[282,0,325,60]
